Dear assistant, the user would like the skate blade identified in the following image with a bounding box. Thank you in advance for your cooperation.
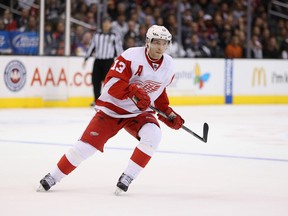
[114,187,124,196]
[36,184,46,192]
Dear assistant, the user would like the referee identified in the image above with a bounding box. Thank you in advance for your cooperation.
[83,16,123,106]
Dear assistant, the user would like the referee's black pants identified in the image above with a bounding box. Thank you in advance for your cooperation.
[92,58,114,102]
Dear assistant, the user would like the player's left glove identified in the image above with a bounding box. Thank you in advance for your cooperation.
[128,84,151,111]
[157,107,184,130]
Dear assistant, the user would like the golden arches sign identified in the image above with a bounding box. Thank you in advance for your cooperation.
[252,67,266,86]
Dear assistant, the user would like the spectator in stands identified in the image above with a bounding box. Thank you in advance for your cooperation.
[142,6,154,25]
[85,0,99,7]
[135,5,146,24]
[220,24,233,51]
[182,21,199,50]
[185,33,211,58]
[155,16,164,27]
[261,28,271,48]
[73,2,88,21]
[53,21,65,56]
[236,16,246,32]
[21,16,38,32]
[274,19,286,41]
[213,13,223,37]
[44,22,56,55]
[263,36,280,59]
[208,35,224,58]
[152,7,162,24]
[128,9,140,26]
[164,13,177,32]
[17,8,29,31]
[280,38,288,59]
[182,8,193,27]
[190,0,202,20]
[56,41,65,55]
[225,35,243,58]
[3,9,17,31]
[219,2,230,20]
[278,26,288,48]
[135,24,147,47]
[71,25,85,55]
[250,35,263,58]
[232,0,245,24]
[115,1,127,17]
[143,15,155,29]
[124,20,138,41]
[75,31,92,56]
[88,3,98,21]
[202,14,216,44]
[237,29,246,52]
[107,0,117,20]
[84,12,97,28]
[142,0,159,11]
[111,14,128,40]
[45,0,65,24]
[123,35,136,50]
[206,0,219,16]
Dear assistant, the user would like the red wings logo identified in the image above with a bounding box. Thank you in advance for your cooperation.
[134,80,161,93]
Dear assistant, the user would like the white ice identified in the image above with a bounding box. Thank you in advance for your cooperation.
[0,105,288,216]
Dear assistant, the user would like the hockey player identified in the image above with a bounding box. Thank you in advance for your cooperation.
[38,25,184,195]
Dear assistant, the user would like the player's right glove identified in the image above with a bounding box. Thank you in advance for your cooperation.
[128,84,151,111]
[158,107,184,130]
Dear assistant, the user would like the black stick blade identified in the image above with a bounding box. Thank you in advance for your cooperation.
[203,123,209,143]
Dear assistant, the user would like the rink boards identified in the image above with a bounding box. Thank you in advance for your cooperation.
[0,56,288,107]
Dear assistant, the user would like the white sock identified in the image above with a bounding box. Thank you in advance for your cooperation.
[50,166,66,183]
[124,160,143,180]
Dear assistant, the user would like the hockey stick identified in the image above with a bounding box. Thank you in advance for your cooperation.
[150,106,209,143]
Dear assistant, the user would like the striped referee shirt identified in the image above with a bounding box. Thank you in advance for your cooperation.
[85,31,123,60]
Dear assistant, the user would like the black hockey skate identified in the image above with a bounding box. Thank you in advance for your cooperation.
[37,173,56,192]
[115,173,133,195]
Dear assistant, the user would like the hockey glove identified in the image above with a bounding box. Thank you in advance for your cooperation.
[158,107,184,130]
[128,84,151,111]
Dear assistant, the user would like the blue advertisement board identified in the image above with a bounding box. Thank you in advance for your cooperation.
[0,31,12,53]
[0,31,39,55]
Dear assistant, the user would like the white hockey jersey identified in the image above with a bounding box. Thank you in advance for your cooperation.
[95,47,175,118]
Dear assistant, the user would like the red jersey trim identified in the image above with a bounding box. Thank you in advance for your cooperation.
[145,48,163,71]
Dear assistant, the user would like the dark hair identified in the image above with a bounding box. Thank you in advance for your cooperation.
[102,16,112,22]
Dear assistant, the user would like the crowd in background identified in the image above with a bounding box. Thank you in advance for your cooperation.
[1,0,288,59]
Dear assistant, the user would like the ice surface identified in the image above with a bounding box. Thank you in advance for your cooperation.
[0,105,288,216]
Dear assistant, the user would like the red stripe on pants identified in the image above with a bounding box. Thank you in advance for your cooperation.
[57,155,76,175]
[130,147,151,168]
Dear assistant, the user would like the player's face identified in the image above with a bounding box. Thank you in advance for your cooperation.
[148,39,169,60]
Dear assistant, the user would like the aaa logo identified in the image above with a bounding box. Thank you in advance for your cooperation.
[194,63,210,89]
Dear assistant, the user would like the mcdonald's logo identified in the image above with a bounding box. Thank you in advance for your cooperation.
[252,67,266,86]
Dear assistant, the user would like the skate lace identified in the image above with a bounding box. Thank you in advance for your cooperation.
[45,174,56,186]
[120,174,133,186]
